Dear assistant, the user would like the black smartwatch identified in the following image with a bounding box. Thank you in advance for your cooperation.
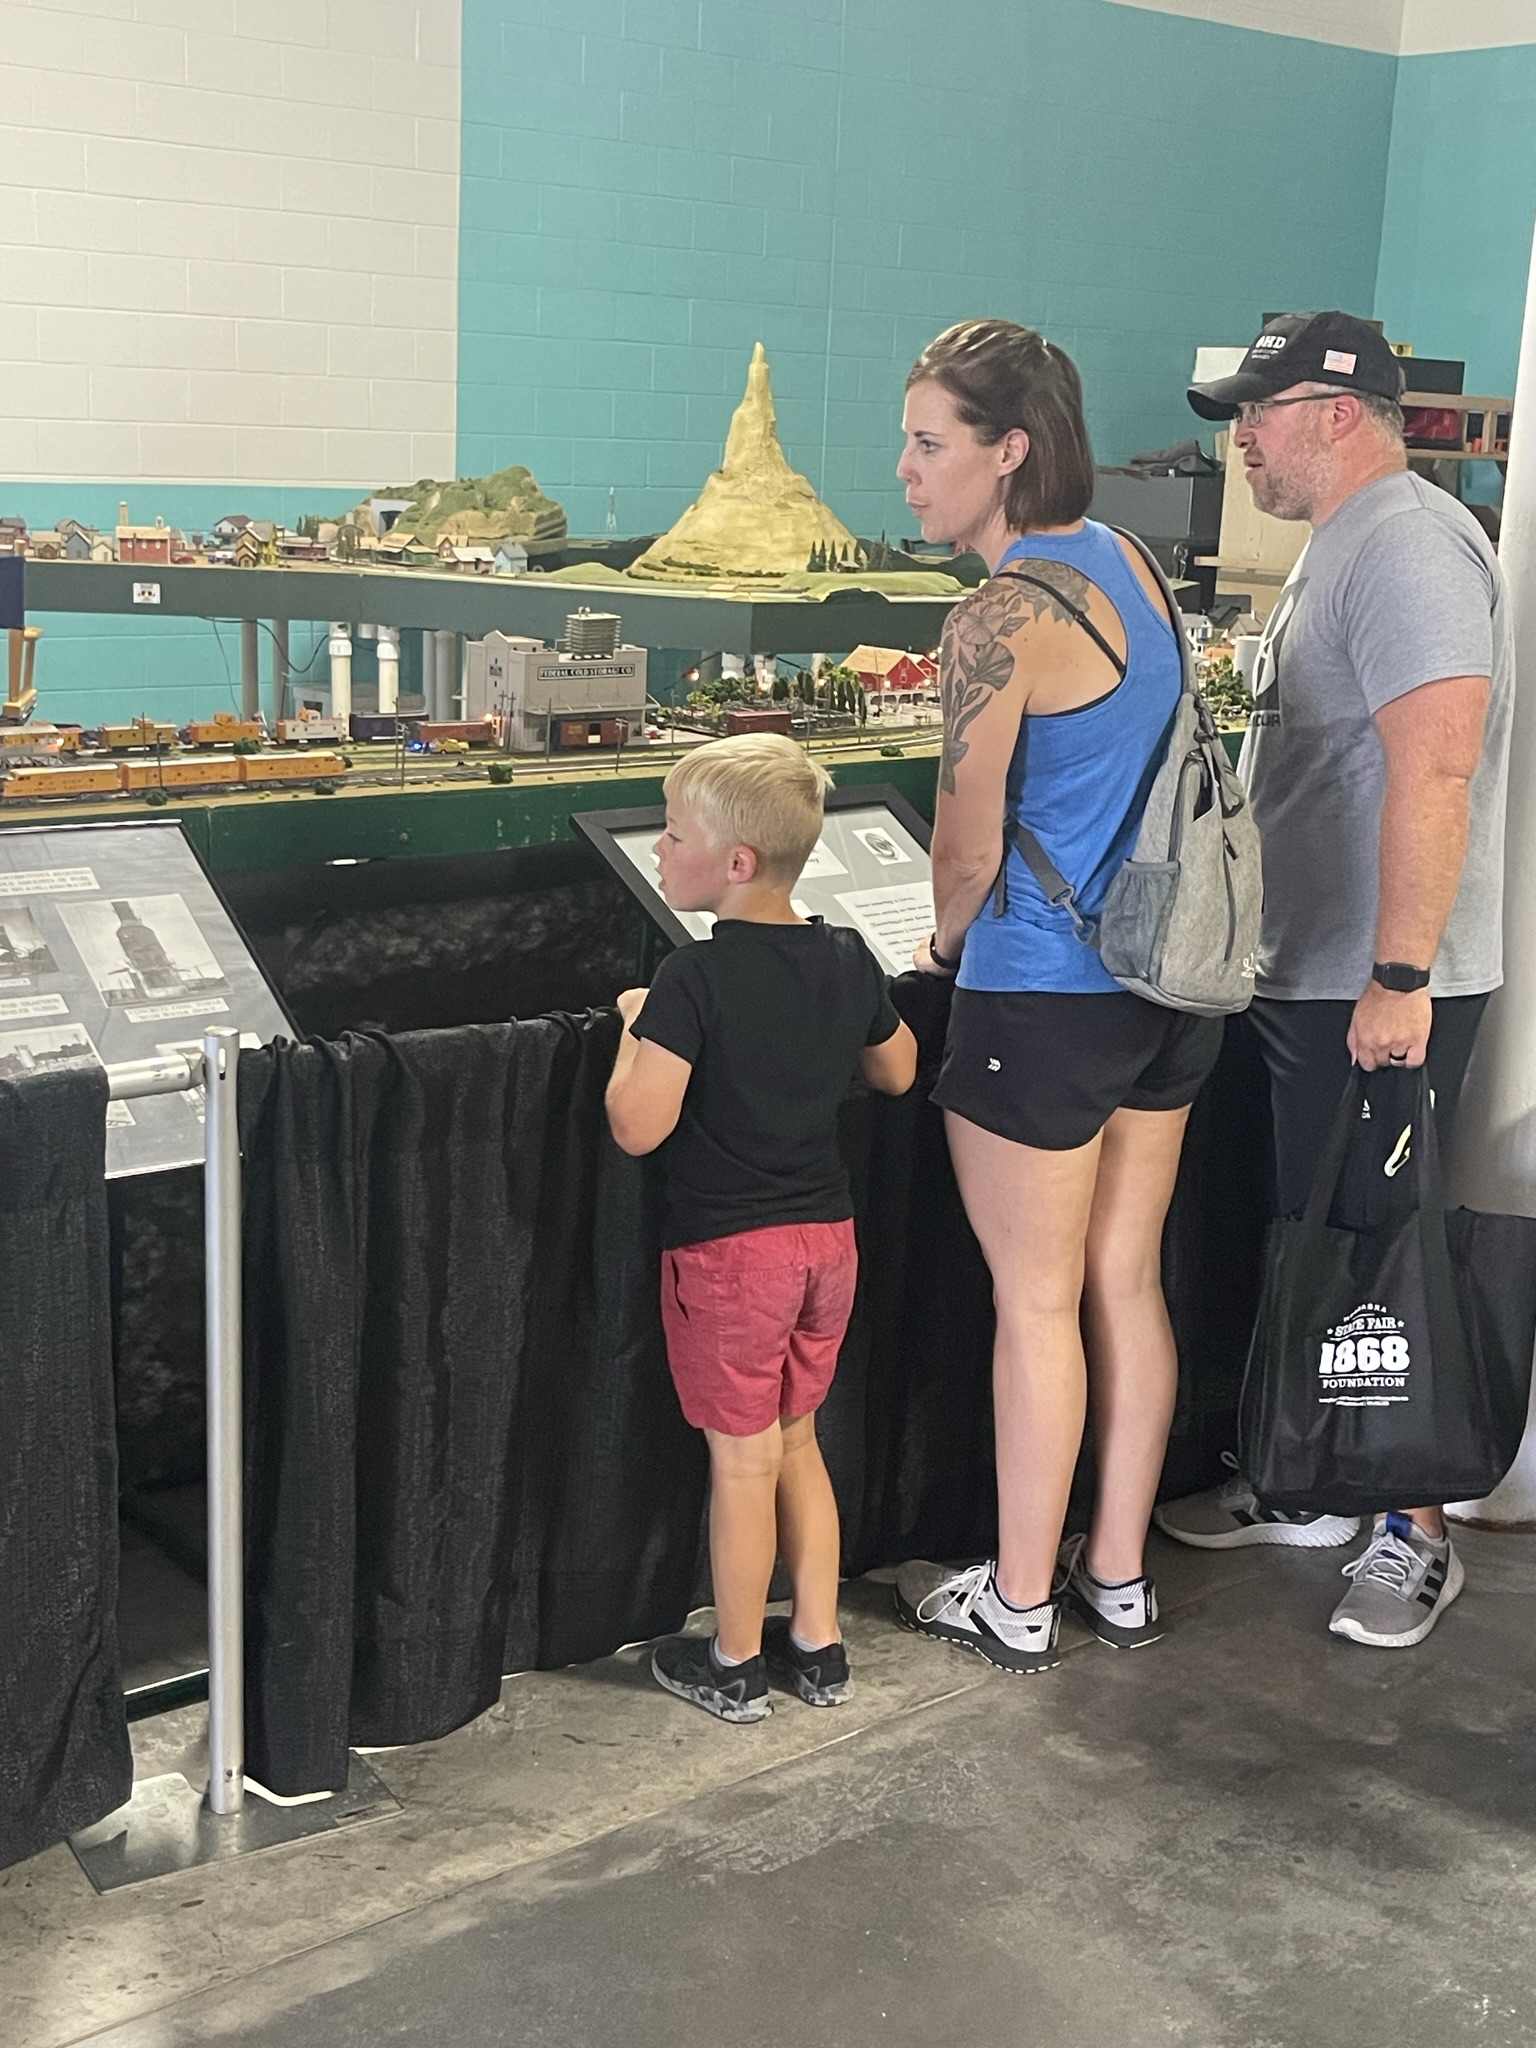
[1372,961,1431,993]
[927,933,962,974]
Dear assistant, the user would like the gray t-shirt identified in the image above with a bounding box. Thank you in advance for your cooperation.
[1239,470,1513,1001]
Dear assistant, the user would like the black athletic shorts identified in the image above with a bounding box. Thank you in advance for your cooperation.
[932,988,1225,1151]
[1245,993,1491,1216]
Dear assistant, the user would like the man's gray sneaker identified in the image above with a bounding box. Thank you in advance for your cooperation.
[1153,1452,1360,1551]
[1328,1512,1464,1649]
[894,1559,1060,1674]
[1055,1533,1163,1648]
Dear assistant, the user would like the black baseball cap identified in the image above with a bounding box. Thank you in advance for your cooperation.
[1188,311,1405,421]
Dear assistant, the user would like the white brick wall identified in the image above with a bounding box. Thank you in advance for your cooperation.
[0,0,461,487]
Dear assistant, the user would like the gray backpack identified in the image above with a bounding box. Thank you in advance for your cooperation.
[994,528,1261,1018]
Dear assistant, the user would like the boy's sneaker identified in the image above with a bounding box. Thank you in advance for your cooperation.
[650,1634,773,1722]
[1153,1452,1360,1551]
[1328,1513,1465,1649]
[762,1617,852,1706]
[1055,1533,1163,1649]
[894,1560,1060,1674]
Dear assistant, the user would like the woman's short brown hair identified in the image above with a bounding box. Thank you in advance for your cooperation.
[907,319,1095,532]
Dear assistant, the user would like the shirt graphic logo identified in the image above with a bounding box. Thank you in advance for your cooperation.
[1318,1302,1411,1406]
[1248,573,1306,733]
[987,1057,1001,1071]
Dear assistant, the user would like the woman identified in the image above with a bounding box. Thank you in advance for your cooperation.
[894,319,1222,1672]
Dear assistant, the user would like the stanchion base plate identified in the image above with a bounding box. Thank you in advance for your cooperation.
[68,1754,399,1892]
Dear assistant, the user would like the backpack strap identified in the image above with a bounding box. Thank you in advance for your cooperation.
[993,570,1128,681]
[990,533,1189,930]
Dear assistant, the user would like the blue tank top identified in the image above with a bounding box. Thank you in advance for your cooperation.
[957,521,1183,995]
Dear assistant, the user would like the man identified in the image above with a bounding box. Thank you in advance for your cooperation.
[1155,311,1515,1649]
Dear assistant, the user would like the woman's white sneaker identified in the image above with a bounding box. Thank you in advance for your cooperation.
[1056,1533,1163,1648]
[894,1560,1060,1674]
[1153,1452,1360,1551]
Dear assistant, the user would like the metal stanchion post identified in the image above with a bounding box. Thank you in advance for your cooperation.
[203,1026,244,1816]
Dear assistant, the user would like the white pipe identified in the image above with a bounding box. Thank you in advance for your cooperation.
[435,629,455,722]
[1446,212,1536,1526]
[328,623,353,721]
[376,625,399,715]
[421,628,437,723]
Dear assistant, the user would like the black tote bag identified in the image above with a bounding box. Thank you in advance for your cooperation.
[1239,1067,1536,1515]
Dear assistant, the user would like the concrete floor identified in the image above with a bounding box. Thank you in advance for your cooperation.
[5,1527,1536,2048]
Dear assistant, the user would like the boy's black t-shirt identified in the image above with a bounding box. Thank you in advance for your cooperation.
[631,917,901,1249]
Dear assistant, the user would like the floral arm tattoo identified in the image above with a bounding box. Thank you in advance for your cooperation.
[939,560,1095,794]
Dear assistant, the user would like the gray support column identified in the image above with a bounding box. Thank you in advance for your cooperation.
[1447,212,1536,1523]
[203,1026,245,1814]
[271,620,289,728]
[240,618,260,721]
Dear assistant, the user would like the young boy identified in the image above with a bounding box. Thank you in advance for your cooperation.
[606,734,917,1723]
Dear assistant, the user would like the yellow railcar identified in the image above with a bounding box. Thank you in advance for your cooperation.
[2,764,122,801]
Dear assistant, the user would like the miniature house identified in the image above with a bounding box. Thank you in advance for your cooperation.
[117,514,172,566]
[493,541,529,575]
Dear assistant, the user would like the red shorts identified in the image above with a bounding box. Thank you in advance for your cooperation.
[660,1219,858,1438]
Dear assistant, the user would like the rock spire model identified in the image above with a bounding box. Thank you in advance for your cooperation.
[629,344,858,583]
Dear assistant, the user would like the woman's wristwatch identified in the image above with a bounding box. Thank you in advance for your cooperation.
[927,933,961,974]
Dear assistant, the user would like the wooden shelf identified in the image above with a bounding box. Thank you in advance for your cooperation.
[1401,391,1512,461]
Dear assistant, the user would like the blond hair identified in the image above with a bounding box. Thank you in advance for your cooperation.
[664,733,833,884]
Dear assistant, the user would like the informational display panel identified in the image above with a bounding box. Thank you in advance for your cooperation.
[0,820,293,1177]
[572,785,934,976]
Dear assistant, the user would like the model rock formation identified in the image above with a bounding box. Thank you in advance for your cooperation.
[355,466,567,550]
[629,344,858,583]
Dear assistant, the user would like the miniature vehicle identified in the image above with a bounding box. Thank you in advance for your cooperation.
[98,718,179,752]
[0,723,67,767]
[426,736,469,755]
[120,755,243,790]
[558,717,629,749]
[239,750,347,784]
[185,711,265,748]
[276,712,350,745]
[724,708,793,737]
[3,764,121,800]
[412,719,495,748]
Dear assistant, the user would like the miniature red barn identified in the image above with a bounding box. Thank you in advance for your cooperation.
[844,646,938,696]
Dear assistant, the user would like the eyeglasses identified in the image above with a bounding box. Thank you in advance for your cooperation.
[1232,393,1344,428]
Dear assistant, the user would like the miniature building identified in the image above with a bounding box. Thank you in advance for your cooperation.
[845,646,939,695]
[213,515,254,542]
[493,541,528,575]
[117,514,172,565]
[233,530,263,568]
[27,532,63,560]
[464,627,648,750]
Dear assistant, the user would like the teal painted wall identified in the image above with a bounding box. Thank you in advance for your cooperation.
[457,0,1396,543]
[1375,38,1536,504]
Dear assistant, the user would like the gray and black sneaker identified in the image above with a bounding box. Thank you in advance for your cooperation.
[894,1560,1060,1674]
[1153,1452,1360,1551]
[650,1634,773,1722]
[1056,1533,1163,1649]
[1328,1513,1465,1649]
[762,1617,852,1706]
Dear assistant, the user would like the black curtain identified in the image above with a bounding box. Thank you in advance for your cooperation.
[238,995,1266,1797]
[0,1069,132,1872]
[238,1015,707,1796]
